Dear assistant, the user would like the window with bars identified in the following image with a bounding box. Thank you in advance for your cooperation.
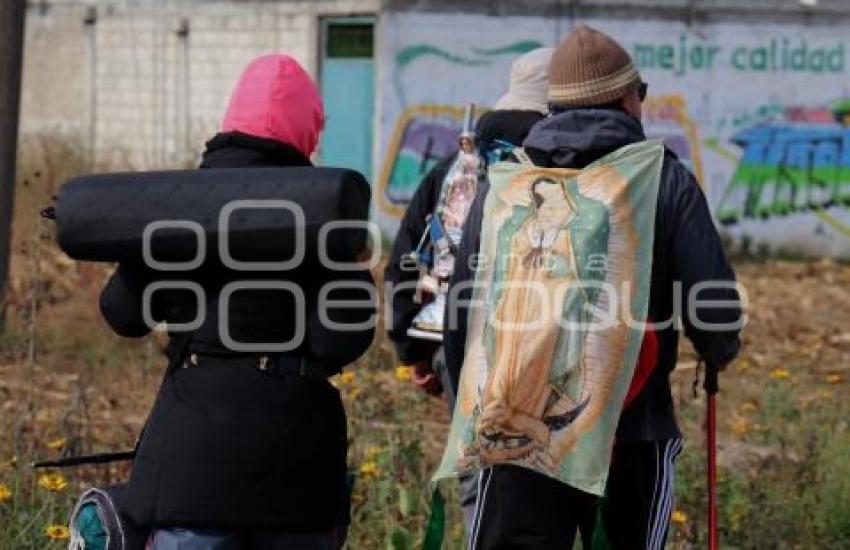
[325,23,373,59]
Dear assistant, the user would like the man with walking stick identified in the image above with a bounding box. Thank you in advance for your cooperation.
[443,25,743,549]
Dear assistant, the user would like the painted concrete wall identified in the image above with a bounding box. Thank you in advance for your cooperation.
[19,2,850,257]
[20,0,378,168]
[376,13,850,258]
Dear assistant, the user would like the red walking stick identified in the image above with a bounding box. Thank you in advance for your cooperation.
[704,363,720,550]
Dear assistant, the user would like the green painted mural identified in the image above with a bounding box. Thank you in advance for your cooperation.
[378,14,850,255]
[715,100,850,226]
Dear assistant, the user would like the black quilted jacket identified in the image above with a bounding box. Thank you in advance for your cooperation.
[99,132,374,531]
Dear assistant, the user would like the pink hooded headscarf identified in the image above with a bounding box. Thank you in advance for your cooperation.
[222,54,324,158]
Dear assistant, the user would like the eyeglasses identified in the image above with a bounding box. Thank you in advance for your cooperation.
[638,82,648,102]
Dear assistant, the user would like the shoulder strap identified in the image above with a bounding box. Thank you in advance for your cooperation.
[511,147,535,167]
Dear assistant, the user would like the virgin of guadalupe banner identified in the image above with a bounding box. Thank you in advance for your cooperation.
[434,141,664,495]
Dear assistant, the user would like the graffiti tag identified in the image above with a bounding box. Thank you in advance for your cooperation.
[716,100,850,225]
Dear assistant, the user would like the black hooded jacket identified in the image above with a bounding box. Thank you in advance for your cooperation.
[99,132,375,531]
[445,109,742,441]
[384,109,544,365]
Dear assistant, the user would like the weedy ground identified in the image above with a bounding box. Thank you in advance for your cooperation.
[0,137,848,549]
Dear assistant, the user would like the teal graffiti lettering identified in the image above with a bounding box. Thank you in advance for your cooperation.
[732,47,748,70]
[657,44,674,70]
[750,47,768,71]
[828,43,845,72]
[633,44,656,69]
[729,39,845,73]
[631,35,721,76]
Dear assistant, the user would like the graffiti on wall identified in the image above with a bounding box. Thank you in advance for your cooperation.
[631,35,845,76]
[390,40,543,107]
[377,94,706,218]
[377,105,468,218]
[593,24,850,255]
[377,38,543,217]
[378,13,850,255]
[642,95,704,183]
[714,100,850,227]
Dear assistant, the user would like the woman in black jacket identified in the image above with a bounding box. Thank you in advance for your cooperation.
[100,54,375,549]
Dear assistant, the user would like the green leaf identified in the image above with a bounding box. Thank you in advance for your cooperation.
[397,484,410,518]
[422,488,445,550]
[390,526,413,550]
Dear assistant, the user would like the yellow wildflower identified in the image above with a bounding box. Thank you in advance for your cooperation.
[671,510,688,524]
[338,371,356,386]
[38,473,68,492]
[45,524,70,540]
[395,366,412,382]
[770,368,791,380]
[731,416,750,436]
[739,401,758,414]
[0,484,11,502]
[348,387,361,400]
[730,508,745,531]
[825,373,841,384]
[359,461,380,479]
[364,445,382,459]
[46,438,67,450]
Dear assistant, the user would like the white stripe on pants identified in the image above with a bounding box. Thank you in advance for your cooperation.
[647,439,683,550]
[468,467,494,550]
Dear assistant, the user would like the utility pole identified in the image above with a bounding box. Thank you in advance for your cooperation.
[0,0,26,328]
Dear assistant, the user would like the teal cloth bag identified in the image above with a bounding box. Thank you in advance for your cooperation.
[73,503,108,550]
[68,486,150,549]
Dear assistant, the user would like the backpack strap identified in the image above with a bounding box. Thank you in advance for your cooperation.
[511,147,535,167]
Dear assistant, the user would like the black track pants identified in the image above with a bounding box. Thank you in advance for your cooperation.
[468,464,597,550]
[599,439,683,550]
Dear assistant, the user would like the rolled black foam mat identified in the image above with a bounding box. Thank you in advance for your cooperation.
[54,167,371,266]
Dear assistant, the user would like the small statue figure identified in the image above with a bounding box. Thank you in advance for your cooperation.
[407,104,484,340]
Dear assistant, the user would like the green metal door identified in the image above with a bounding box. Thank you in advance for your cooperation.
[320,19,375,182]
